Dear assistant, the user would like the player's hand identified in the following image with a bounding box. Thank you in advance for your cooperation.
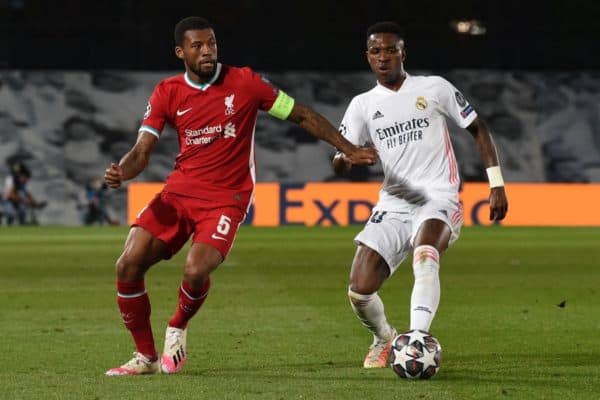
[345,145,378,166]
[489,186,508,221]
[104,163,124,189]
[332,152,352,176]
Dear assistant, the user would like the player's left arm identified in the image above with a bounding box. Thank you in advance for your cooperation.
[286,103,376,166]
[466,117,508,221]
[267,89,375,166]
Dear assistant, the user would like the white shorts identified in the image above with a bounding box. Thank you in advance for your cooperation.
[354,197,463,274]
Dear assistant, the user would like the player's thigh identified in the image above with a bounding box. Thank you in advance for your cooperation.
[118,226,170,273]
[353,210,412,277]
[413,219,452,252]
[184,242,225,281]
[349,245,390,294]
[191,206,245,260]
[411,197,463,250]
[134,192,194,258]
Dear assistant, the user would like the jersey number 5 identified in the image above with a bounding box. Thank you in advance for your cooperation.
[216,214,232,235]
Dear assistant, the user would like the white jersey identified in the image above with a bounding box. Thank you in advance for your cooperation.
[339,73,477,211]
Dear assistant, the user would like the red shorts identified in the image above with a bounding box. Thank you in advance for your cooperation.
[134,191,246,259]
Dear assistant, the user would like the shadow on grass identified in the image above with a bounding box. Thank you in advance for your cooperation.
[182,359,394,382]
[176,351,600,388]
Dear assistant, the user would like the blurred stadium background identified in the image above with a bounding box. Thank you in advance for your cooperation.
[1,0,599,225]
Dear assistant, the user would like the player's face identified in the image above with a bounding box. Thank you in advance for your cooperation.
[176,28,218,81]
[366,33,406,87]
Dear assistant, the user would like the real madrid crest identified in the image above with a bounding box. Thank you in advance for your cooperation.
[416,96,428,110]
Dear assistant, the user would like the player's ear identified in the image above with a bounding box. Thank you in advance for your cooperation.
[175,46,184,60]
[399,40,407,62]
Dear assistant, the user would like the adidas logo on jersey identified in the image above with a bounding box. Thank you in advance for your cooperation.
[372,110,384,120]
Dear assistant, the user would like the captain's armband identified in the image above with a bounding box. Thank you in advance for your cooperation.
[268,90,295,120]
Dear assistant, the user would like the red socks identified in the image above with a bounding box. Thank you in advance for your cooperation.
[115,278,210,360]
[168,278,211,329]
[116,280,157,361]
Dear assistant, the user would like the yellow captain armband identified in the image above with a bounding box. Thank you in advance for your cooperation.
[268,90,295,120]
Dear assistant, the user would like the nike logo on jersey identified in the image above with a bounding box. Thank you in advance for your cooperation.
[211,233,228,241]
[176,107,192,116]
[372,110,384,120]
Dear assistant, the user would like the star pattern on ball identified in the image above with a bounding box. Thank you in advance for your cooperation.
[392,347,413,366]
[390,329,442,379]
[407,329,430,345]
[415,342,439,372]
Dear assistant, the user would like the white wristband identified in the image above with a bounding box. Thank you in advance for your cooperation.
[486,166,504,188]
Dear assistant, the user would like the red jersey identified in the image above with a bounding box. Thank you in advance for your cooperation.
[139,63,290,211]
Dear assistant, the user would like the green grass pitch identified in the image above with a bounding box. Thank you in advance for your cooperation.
[0,225,599,399]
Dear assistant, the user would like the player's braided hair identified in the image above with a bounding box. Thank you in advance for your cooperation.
[174,16,213,46]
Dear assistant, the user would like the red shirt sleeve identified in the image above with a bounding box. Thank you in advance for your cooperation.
[243,68,280,112]
[139,81,169,137]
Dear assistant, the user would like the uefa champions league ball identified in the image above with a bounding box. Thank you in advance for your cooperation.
[390,329,442,379]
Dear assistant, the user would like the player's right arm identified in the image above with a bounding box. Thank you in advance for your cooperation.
[105,81,167,189]
[104,132,158,189]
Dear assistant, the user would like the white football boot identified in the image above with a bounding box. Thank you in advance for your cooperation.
[105,352,160,376]
[161,326,187,373]
[363,327,398,369]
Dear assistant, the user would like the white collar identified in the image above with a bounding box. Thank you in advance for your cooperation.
[184,63,222,91]
[376,72,411,93]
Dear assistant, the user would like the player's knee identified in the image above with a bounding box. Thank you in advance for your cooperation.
[184,246,223,283]
[183,259,217,285]
[183,268,209,286]
[115,254,144,280]
[412,245,440,279]
[349,266,387,295]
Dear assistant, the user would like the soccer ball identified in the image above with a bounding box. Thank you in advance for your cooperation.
[390,329,442,379]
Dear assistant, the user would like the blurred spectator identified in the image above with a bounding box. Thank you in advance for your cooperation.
[1,161,47,225]
[78,176,119,225]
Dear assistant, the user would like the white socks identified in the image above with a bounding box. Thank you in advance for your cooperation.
[348,289,394,341]
[348,244,440,337]
[410,245,440,332]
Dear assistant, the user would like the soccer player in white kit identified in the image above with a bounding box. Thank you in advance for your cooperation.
[333,21,508,368]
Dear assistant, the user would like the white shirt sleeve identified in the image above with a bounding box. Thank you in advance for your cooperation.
[338,96,369,149]
[435,76,478,129]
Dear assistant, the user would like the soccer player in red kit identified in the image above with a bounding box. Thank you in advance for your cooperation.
[104,16,377,376]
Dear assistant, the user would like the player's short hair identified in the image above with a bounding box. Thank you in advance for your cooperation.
[174,16,213,46]
[366,21,405,41]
